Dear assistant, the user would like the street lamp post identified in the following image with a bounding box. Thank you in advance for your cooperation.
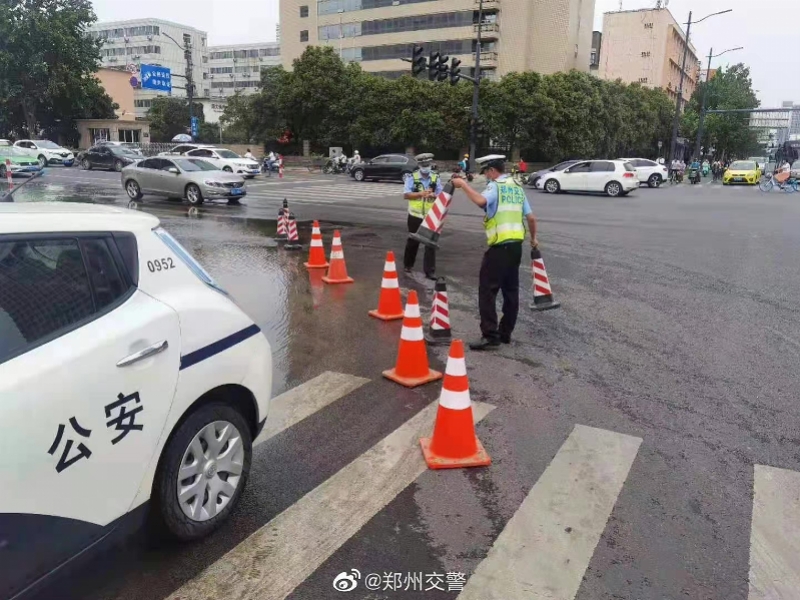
[668,9,732,164]
[162,31,195,138]
[694,46,743,159]
[469,0,484,172]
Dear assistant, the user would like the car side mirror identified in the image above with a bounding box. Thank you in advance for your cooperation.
[564,168,571,174]
[168,167,179,174]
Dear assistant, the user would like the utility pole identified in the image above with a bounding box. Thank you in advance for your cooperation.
[694,45,743,160]
[183,34,195,139]
[668,11,691,164]
[469,0,484,172]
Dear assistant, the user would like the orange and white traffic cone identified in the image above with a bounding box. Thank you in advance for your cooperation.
[304,220,329,269]
[4,158,13,190]
[322,230,354,284]
[284,213,303,251]
[275,198,288,240]
[420,339,491,469]
[529,246,561,311]
[425,277,452,345]
[368,251,405,321]
[383,290,442,388]
[409,181,455,249]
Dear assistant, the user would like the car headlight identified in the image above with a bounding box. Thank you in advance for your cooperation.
[204,180,225,187]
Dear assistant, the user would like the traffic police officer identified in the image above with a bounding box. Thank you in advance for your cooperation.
[403,153,443,279]
[451,154,538,350]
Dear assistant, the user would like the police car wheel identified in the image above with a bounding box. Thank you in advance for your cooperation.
[154,403,252,541]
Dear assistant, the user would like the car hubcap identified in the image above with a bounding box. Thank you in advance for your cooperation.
[83,160,89,169]
[546,181,557,193]
[177,420,244,522]
[188,187,199,202]
[127,182,138,197]
[609,184,620,196]
[355,171,363,180]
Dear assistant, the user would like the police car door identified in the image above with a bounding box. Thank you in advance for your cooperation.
[0,233,180,598]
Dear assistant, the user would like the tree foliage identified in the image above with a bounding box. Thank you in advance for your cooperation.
[681,63,761,159]
[0,0,117,142]
[147,97,205,142]
[223,46,754,162]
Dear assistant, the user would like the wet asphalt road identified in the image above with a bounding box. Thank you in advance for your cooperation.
[11,167,800,599]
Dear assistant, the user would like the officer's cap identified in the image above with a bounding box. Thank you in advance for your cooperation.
[475,154,506,173]
[415,152,434,166]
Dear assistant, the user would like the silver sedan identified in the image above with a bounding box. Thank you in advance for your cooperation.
[121,156,247,206]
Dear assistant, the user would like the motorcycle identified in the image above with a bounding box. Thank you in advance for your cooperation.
[688,167,701,184]
[261,158,280,175]
[323,159,347,175]
[452,166,473,182]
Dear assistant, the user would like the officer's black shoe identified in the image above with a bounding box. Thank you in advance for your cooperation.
[500,334,511,344]
[424,273,436,281]
[403,267,413,275]
[469,337,501,351]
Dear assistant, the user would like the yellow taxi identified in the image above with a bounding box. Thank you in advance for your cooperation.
[723,160,761,185]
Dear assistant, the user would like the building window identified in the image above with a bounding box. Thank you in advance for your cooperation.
[641,51,651,58]
[134,99,152,108]
[118,129,141,143]
[638,77,648,83]
[360,39,473,62]
[300,5,309,17]
[89,128,111,142]
[318,0,438,16]
[300,30,309,42]
[644,23,653,29]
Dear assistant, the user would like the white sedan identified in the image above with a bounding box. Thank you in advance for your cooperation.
[618,158,669,188]
[14,139,75,168]
[184,147,261,179]
[540,159,639,197]
[0,203,272,599]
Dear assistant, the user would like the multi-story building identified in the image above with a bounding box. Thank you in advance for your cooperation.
[88,19,210,119]
[279,0,595,80]
[597,7,700,106]
[205,42,281,98]
[590,31,602,72]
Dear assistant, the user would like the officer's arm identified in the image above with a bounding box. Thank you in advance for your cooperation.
[403,179,425,200]
[523,199,538,246]
[456,181,488,208]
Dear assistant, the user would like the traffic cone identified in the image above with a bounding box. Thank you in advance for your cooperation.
[322,230,354,284]
[369,251,404,321]
[420,339,491,469]
[529,246,561,311]
[304,220,329,269]
[382,290,442,388]
[284,213,303,251]
[4,159,13,190]
[425,277,452,345]
[275,199,288,240]
[409,181,455,249]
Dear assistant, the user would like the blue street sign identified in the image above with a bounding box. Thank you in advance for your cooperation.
[191,117,199,138]
[140,64,172,92]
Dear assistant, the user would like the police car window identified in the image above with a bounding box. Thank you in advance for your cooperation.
[0,238,94,364]
[153,228,228,296]
[80,239,129,311]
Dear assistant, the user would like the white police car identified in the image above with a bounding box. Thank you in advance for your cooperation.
[0,203,272,599]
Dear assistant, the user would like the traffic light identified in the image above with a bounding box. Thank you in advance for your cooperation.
[449,57,462,85]
[411,44,426,76]
[436,54,449,82]
[428,52,440,81]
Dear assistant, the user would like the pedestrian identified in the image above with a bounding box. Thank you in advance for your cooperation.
[450,154,538,350]
[244,148,255,160]
[403,152,443,280]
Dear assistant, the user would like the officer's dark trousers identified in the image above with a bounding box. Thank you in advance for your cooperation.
[404,215,436,276]
[479,242,522,341]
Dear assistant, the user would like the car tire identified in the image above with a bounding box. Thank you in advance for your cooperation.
[544,179,560,194]
[647,174,662,188]
[125,179,143,200]
[186,183,204,206]
[81,158,91,170]
[605,181,622,197]
[114,160,124,172]
[223,166,233,173]
[152,402,252,541]
[0,164,7,179]
[37,155,47,169]
[353,168,365,182]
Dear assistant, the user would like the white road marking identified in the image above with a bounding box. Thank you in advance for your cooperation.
[167,400,495,600]
[254,371,369,446]
[748,465,800,599]
[457,424,642,600]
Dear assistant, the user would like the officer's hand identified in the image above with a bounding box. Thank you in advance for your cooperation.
[532,237,539,249]
[451,177,466,189]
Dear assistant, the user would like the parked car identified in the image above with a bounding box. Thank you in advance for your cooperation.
[617,158,669,188]
[78,145,142,172]
[158,143,215,157]
[0,139,12,147]
[0,146,42,177]
[540,160,639,197]
[122,156,247,206]
[528,160,582,188]
[723,160,761,185]
[181,148,260,179]
[350,154,418,182]
[0,202,272,600]
[14,139,75,168]
[97,141,144,156]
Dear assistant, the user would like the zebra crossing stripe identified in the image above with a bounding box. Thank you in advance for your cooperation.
[457,425,642,600]
[748,465,800,599]
[166,400,495,600]
[254,371,369,446]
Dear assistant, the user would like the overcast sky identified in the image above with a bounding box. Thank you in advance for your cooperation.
[91,0,793,106]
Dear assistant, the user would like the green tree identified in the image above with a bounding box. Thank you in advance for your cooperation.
[147,97,204,142]
[0,0,115,136]
[220,91,258,143]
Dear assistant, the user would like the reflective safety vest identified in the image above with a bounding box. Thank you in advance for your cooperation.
[407,172,439,218]
[484,178,526,246]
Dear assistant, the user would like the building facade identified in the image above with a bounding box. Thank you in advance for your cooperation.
[205,42,281,98]
[279,0,595,80]
[597,8,699,105]
[89,19,210,119]
[590,30,601,72]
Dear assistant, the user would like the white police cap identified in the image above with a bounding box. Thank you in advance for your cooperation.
[475,154,506,172]
[415,152,435,164]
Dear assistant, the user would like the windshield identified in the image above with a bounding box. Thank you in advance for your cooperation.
[216,149,241,159]
[730,161,756,170]
[174,158,220,172]
[34,140,60,149]
[554,161,576,170]
[112,147,140,157]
